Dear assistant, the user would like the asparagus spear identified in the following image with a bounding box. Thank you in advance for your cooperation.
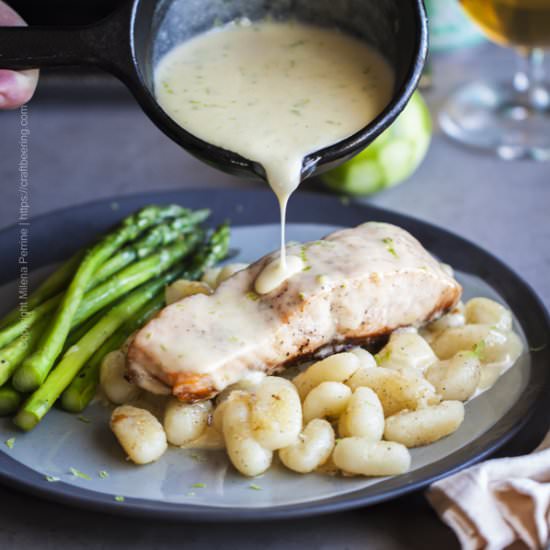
[61,292,166,413]
[60,224,231,413]
[0,251,85,329]
[0,317,49,387]
[13,233,202,392]
[182,222,231,280]
[0,296,60,349]
[13,268,185,431]
[92,210,210,286]
[0,383,22,416]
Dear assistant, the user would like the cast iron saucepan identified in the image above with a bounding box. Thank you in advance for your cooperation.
[0,0,428,180]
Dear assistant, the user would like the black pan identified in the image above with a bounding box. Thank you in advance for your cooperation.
[0,0,428,180]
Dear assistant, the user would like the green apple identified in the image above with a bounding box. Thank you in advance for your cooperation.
[323,91,432,196]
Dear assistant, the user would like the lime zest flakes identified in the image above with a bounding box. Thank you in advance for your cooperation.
[191,482,206,488]
[5,437,15,449]
[298,292,306,301]
[472,340,486,359]
[99,470,109,479]
[299,245,308,266]
[114,495,125,502]
[45,475,60,483]
[382,237,398,258]
[316,274,328,286]
[249,483,262,491]
[246,291,260,301]
[374,348,391,365]
[70,467,91,481]
[77,415,91,424]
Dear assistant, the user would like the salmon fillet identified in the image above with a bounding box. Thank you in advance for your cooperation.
[127,222,462,401]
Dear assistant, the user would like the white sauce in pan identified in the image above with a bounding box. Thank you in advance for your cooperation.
[155,20,394,291]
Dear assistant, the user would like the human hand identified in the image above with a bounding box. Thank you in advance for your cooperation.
[0,1,39,109]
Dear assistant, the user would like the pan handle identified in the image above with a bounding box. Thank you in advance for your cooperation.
[0,2,136,81]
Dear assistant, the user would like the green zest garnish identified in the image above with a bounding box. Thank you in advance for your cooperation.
[45,475,60,482]
[70,467,91,481]
[316,274,328,285]
[5,437,15,449]
[249,483,262,491]
[191,482,206,488]
[374,348,391,365]
[99,470,109,479]
[246,291,260,301]
[382,238,398,258]
[472,340,486,359]
[300,246,308,266]
[114,495,125,502]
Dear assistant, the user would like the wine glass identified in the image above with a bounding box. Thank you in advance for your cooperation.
[439,0,550,160]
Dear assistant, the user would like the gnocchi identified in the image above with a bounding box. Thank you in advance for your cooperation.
[431,324,522,365]
[163,398,212,446]
[333,438,411,476]
[349,347,377,369]
[464,297,512,331]
[302,382,351,423]
[425,302,465,334]
[292,352,360,400]
[165,279,212,305]
[346,367,439,416]
[100,350,141,405]
[384,401,465,448]
[377,331,438,372]
[222,392,273,477]
[249,376,302,450]
[425,352,481,401]
[338,387,384,440]
[279,419,335,473]
[201,266,222,289]
[215,263,249,286]
[110,405,167,464]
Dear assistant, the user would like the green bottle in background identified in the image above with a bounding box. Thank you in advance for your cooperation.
[425,0,485,52]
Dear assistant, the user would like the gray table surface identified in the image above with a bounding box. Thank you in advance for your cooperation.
[0,42,548,549]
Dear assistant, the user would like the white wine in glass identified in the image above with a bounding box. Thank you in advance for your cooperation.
[440,0,550,160]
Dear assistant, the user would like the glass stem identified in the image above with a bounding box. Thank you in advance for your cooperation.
[514,48,550,111]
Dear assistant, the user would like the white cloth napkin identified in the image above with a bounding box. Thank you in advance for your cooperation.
[427,434,550,550]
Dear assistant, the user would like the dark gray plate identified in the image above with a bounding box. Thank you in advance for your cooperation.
[0,189,548,521]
